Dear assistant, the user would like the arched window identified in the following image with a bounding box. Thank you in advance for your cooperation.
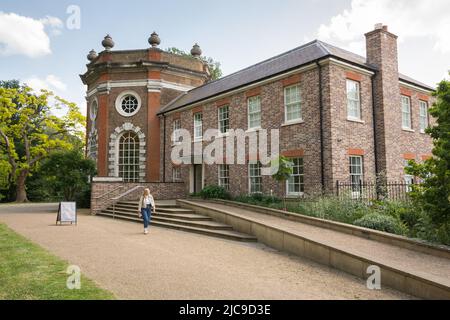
[90,99,98,121]
[87,132,98,161]
[118,132,140,182]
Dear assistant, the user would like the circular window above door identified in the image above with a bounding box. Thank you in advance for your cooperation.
[115,91,142,117]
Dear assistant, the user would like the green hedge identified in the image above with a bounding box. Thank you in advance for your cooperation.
[354,213,408,235]
[199,185,231,200]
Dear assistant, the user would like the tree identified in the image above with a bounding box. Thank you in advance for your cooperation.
[0,81,85,202]
[406,75,450,243]
[271,156,294,211]
[0,153,11,202]
[166,47,223,80]
[37,150,96,202]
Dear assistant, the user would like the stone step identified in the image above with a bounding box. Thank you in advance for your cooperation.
[99,211,232,230]
[106,205,196,215]
[156,208,195,214]
[117,201,177,208]
[96,211,256,242]
[112,204,139,211]
[102,209,213,221]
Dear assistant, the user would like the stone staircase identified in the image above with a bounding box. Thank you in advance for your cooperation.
[97,201,257,242]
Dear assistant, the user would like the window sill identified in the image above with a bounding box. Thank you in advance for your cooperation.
[281,120,304,127]
[246,127,262,133]
[347,117,365,124]
[193,138,203,143]
[218,132,231,138]
[286,193,304,198]
[402,128,415,133]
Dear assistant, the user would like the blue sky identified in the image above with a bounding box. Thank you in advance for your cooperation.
[1,0,449,115]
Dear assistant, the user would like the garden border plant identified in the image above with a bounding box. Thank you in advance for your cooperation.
[194,184,446,245]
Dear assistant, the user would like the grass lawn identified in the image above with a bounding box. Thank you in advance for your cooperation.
[0,223,115,300]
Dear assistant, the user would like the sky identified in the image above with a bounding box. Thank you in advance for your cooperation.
[0,0,449,116]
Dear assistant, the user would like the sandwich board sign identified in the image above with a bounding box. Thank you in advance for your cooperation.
[56,202,77,225]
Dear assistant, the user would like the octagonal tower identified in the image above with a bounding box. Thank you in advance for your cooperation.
[80,33,210,182]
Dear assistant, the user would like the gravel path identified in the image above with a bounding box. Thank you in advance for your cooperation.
[0,203,412,300]
[196,202,450,286]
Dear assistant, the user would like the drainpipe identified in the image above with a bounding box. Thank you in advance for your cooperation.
[371,73,379,176]
[316,61,326,194]
[162,114,166,183]
[371,72,381,200]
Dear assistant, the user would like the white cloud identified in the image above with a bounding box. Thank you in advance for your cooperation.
[316,0,450,55]
[24,75,67,93]
[0,12,63,57]
[40,15,64,36]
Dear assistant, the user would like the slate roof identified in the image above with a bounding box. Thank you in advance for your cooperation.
[158,40,434,115]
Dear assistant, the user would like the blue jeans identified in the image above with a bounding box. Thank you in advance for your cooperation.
[141,205,152,228]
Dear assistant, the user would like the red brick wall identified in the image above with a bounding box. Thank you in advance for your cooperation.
[324,63,377,188]
[91,181,186,214]
[163,68,325,198]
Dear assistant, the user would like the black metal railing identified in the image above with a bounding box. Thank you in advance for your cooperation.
[335,180,415,202]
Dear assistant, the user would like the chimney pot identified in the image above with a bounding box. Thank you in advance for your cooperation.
[375,23,383,30]
[382,25,388,31]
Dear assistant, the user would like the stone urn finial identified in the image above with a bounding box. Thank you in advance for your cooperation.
[148,31,161,48]
[102,34,115,51]
[191,43,202,59]
[87,49,98,61]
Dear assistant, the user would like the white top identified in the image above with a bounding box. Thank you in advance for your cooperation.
[138,194,155,212]
[144,196,152,205]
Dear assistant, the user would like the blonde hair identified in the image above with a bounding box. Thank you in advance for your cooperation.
[143,188,150,196]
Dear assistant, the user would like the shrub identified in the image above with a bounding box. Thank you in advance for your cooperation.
[199,185,230,200]
[234,193,281,205]
[354,214,407,235]
[75,187,91,209]
[399,208,423,230]
[296,196,366,224]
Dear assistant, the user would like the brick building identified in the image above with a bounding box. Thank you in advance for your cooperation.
[81,25,434,203]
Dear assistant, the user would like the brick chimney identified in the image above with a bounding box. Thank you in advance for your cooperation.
[365,24,401,179]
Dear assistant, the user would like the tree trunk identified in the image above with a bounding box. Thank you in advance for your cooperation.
[15,170,29,203]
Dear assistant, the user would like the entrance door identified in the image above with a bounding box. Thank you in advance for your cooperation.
[194,164,203,193]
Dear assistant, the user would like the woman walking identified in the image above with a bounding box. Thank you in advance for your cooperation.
[138,188,156,234]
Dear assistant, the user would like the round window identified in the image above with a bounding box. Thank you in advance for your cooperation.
[121,95,139,114]
[115,91,141,117]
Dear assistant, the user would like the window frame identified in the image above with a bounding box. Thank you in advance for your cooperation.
[247,95,261,130]
[172,118,182,144]
[115,91,142,117]
[248,161,262,194]
[118,131,140,183]
[349,155,364,192]
[218,164,230,190]
[404,159,414,192]
[193,112,203,141]
[401,95,412,130]
[284,84,302,123]
[346,79,361,121]
[90,98,99,121]
[172,166,182,182]
[218,105,230,135]
[286,157,304,196]
[419,100,428,133]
